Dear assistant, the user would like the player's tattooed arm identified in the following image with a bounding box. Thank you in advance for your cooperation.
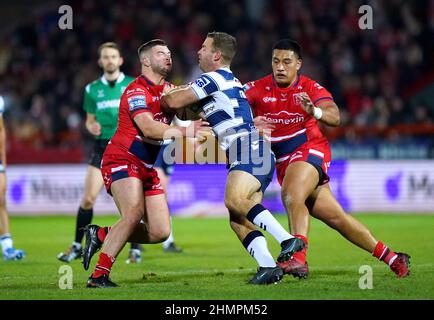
[300,92,340,127]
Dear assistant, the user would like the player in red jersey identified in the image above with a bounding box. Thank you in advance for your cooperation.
[245,39,410,279]
[82,39,209,288]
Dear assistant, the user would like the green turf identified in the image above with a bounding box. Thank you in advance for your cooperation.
[0,214,433,300]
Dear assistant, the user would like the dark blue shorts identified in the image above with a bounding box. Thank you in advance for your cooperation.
[227,138,275,193]
[154,144,175,176]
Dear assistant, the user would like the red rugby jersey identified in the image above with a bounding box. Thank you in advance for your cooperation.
[245,74,334,161]
[104,75,174,166]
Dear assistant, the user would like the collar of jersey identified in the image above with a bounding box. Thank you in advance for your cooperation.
[139,75,165,88]
[101,72,125,85]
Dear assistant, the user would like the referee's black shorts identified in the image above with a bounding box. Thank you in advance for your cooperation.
[88,139,110,169]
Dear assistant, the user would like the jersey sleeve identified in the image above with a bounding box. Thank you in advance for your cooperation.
[83,84,96,114]
[306,80,334,106]
[190,72,220,100]
[126,87,153,118]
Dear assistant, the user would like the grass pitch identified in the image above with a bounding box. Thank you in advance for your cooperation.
[0,214,433,300]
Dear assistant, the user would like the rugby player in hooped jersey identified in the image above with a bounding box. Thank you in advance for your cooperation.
[245,39,410,279]
[82,39,210,288]
[161,32,305,285]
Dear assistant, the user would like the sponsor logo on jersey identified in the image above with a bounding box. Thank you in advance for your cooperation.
[262,97,277,103]
[127,95,147,111]
[96,99,120,109]
[126,88,146,95]
[264,110,304,125]
[195,77,210,88]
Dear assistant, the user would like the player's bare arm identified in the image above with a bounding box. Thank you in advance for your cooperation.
[134,112,210,141]
[160,86,198,110]
[85,113,102,136]
[300,92,340,127]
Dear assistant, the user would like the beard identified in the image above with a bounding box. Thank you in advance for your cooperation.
[153,64,172,77]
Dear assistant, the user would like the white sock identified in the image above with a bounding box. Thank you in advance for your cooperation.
[162,217,174,249]
[0,233,13,253]
[247,204,293,244]
[244,231,276,268]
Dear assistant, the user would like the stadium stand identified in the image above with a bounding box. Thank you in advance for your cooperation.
[0,0,432,163]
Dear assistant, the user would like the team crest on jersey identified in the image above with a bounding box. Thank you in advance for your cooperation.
[97,90,104,98]
[128,95,147,111]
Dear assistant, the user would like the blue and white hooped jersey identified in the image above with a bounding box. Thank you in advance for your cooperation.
[190,67,257,150]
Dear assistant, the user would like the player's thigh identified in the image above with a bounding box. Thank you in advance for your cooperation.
[155,167,169,191]
[281,161,319,202]
[110,177,145,220]
[83,165,104,197]
[143,194,170,233]
[225,170,261,201]
[308,183,345,221]
[0,173,6,200]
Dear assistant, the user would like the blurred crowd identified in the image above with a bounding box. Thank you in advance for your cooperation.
[0,0,433,159]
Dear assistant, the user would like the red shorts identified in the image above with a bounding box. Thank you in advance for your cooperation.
[275,140,331,186]
[101,153,164,197]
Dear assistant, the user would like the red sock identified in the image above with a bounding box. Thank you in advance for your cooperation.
[97,226,111,243]
[92,252,115,278]
[292,234,308,264]
[372,241,398,266]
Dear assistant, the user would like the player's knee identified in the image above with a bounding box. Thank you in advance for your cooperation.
[0,195,6,207]
[121,213,143,230]
[151,225,171,243]
[323,214,345,229]
[281,191,292,208]
[229,211,244,225]
[81,195,96,208]
[225,196,242,214]
[281,190,305,210]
